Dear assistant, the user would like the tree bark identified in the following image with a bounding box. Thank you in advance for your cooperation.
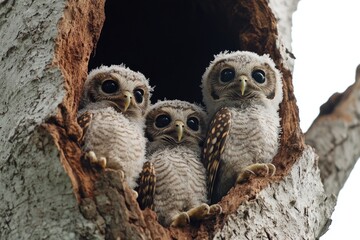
[305,65,360,197]
[0,0,106,238]
[0,0,357,239]
[212,147,335,239]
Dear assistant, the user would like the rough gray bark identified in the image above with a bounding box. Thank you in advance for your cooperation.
[269,0,298,70]
[0,0,102,239]
[305,66,360,197]
[0,0,358,239]
[0,0,91,238]
[214,147,335,239]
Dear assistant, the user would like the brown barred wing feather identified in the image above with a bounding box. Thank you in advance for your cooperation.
[202,107,231,201]
[136,161,156,210]
[77,111,93,145]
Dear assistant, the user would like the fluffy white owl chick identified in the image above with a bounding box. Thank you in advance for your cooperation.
[78,64,152,189]
[201,51,283,203]
[138,100,221,227]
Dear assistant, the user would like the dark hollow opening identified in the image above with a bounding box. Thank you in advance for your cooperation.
[89,0,238,104]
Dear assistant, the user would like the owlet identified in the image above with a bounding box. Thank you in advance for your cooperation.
[201,51,283,203]
[78,64,152,189]
[137,100,221,227]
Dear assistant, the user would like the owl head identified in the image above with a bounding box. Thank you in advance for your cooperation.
[79,65,153,121]
[201,51,283,116]
[145,100,207,151]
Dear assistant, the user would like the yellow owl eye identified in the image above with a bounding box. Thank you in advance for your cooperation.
[134,89,144,103]
[220,68,235,83]
[101,80,119,93]
[252,70,266,83]
[155,114,171,128]
[187,117,199,131]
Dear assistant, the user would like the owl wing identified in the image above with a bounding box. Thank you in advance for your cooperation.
[202,107,231,200]
[77,111,93,145]
[136,161,156,210]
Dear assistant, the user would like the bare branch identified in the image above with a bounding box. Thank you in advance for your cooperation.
[306,65,360,196]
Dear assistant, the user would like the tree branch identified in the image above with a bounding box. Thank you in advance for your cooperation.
[305,65,360,196]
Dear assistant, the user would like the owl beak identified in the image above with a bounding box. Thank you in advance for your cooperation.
[123,91,133,112]
[239,75,248,96]
[175,120,184,142]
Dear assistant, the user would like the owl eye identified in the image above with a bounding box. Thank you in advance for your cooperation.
[134,89,144,103]
[101,80,119,94]
[155,114,171,128]
[220,68,235,83]
[187,117,199,131]
[252,70,266,84]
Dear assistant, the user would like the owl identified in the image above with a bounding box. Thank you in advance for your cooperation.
[137,100,221,227]
[77,64,152,189]
[201,51,283,203]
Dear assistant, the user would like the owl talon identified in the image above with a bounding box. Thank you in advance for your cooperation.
[268,163,276,176]
[208,204,222,216]
[132,189,138,199]
[186,203,210,221]
[98,157,107,169]
[236,163,276,184]
[170,212,190,227]
[85,151,96,164]
[118,169,125,180]
[84,151,107,169]
[244,169,256,176]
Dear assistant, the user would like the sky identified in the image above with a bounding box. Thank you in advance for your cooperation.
[291,0,360,239]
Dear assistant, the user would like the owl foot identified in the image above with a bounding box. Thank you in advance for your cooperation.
[170,212,190,227]
[84,151,107,169]
[236,163,276,184]
[208,204,222,216]
[198,204,223,220]
[186,203,210,221]
[188,203,222,222]
[170,203,221,227]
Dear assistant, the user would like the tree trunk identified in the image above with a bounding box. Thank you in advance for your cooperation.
[0,0,358,239]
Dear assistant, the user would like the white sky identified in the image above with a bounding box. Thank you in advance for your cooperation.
[292,0,360,239]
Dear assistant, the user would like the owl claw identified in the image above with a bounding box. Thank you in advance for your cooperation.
[188,203,222,222]
[244,169,256,176]
[84,151,107,169]
[208,204,222,216]
[236,163,276,184]
[171,203,221,227]
[170,212,190,227]
[132,189,138,199]
[186,203,210,221]
[98,157,107,169]
[268,163,276,176]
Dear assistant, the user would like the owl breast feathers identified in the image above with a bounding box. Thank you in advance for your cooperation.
[201,51,283,203]
[78,64,152,189]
